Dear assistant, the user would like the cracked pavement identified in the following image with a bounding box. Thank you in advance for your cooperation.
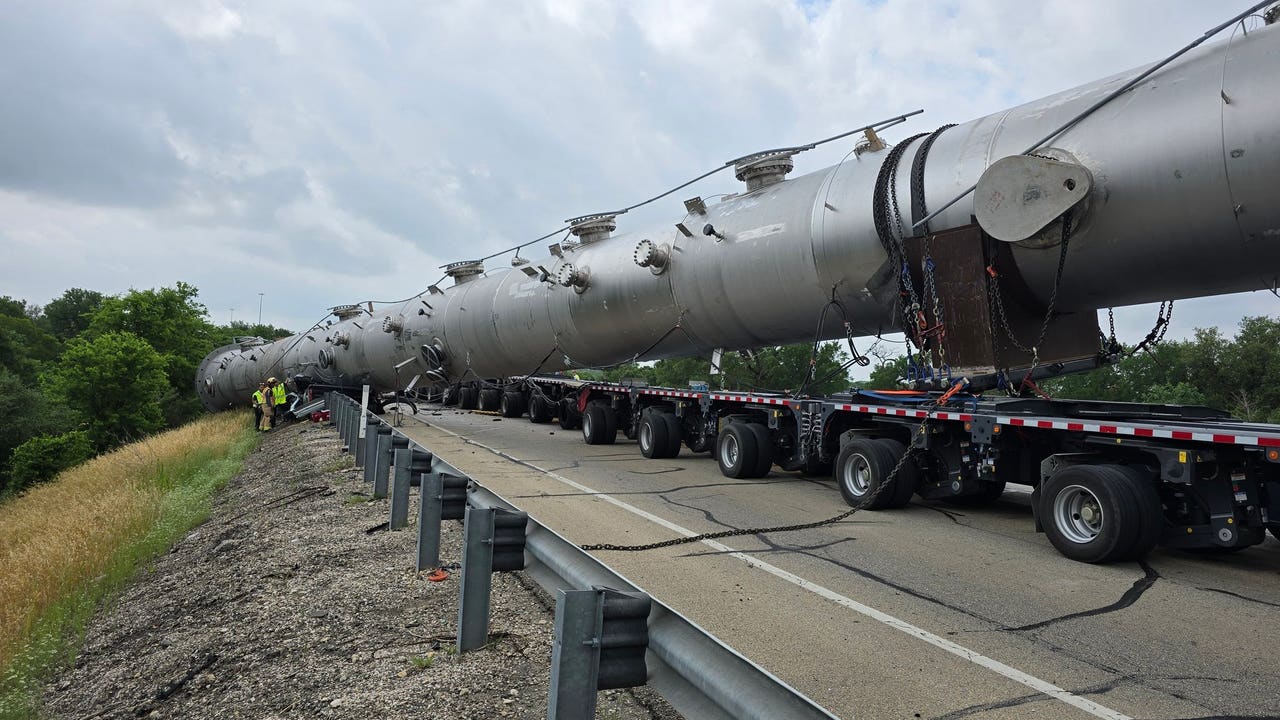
[398,407,1280,720]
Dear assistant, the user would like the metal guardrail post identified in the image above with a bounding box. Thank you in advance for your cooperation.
[457,506,495,653]
[417,473,444,571]
[363,421,386,485]
[457,506,528,653]
[355,413,370,469]
[344,402,357,453]
[390,445,425,530]
[416,470,468,571]
[548,590,603,720]
[372,427,394,499]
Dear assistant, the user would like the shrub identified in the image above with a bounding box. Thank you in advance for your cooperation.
[6,432,94,495]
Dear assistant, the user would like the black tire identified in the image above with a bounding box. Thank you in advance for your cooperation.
[1270,526,1280,544]
[442,386,459,406]
[500,392,526,418]
[943,481,1006,506]
[659,413,683,458]
[716,423,765,479]
[745,423,773,477]
[529,394,554,423]
[875,438,919,508]
[582,402,617,445]
[638,411,671,459]
[458,386,478,410]
[1113,466,1163,561]
[1039,464,1143,563]
[558,400,580,430]
[478,387,501,411]
[834,438,898,510]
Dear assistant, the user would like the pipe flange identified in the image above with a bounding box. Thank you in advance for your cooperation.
[633,239,669,275]
[556,263,590,293]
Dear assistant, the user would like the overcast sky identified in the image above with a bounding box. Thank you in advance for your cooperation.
[2,0,1276,370]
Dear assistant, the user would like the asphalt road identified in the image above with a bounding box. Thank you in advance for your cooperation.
[394,406,1280,720]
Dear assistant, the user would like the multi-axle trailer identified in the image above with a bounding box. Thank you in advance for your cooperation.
[422,373,1280,563]
[201,7,1280,563]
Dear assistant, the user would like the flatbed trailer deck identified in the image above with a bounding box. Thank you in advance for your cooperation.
[425,374,1280,563]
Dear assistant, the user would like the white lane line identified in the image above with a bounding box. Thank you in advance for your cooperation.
[417,419,1131,720]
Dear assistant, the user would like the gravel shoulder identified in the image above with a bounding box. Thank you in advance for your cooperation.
[41,420,680,720]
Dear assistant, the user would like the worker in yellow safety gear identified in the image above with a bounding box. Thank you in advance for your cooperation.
[268,377,287,427]
[254,383,273,431]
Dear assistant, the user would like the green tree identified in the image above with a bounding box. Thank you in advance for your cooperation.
[865,355,910,390]
[0,314,61,383]
[42,331,168,450]
[86,282,215,424]
[651,355,719,390]
[0,295,35,319]
[0,369,72,494]
[214,320,296,344]
[6,431,94,495]
[43,287,105,340]
[602,363,656,384]
[720,343,853,395]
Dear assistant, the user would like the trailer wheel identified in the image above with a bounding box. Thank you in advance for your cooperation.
[746,423,773,477]
[716,423,769,479]
[1041,464,1143,563]
[875,438,919,508]
[478,387,501,411]
[659,413,684,458]
[459,386,478,410]
[529,394,554,423]
[558,400,581,430]
[1113,466,1163,561]
[500,392,526,418]
[835,438,898,510]
[639,411,672,459]
[582,402,616,445]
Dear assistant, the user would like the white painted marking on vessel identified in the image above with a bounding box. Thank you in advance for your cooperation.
[735,223,786,242]
[418,419,1132,720]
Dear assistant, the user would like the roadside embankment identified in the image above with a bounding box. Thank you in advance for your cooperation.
[0,412,257,718]
[25,419,676,719]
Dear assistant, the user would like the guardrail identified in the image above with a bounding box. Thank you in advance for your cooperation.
[322,391,839,720]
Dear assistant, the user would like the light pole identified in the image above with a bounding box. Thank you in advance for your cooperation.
[229,307,235,325]
[257,292,264,326]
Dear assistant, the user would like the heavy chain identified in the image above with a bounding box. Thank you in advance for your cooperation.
[581,406,940,553]
[1107,301,1175,356]
[871,132,929,355]
[989,210,1074,375]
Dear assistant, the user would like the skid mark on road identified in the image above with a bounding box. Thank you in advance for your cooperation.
[415,419,1135,720]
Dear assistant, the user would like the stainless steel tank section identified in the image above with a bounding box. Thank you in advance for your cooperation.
[197,22,1280,409]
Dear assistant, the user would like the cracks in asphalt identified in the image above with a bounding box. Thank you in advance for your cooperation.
[751,535,1010,627]
[627,467,687,475]
[914,503,969,525]
[1195,587,1280,609]
[659,494,735,531]
[1005,561,1161,632]
[929,677,1126,720]
[681,536,857,558]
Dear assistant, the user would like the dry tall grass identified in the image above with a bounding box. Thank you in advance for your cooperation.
[0,412,251,677]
